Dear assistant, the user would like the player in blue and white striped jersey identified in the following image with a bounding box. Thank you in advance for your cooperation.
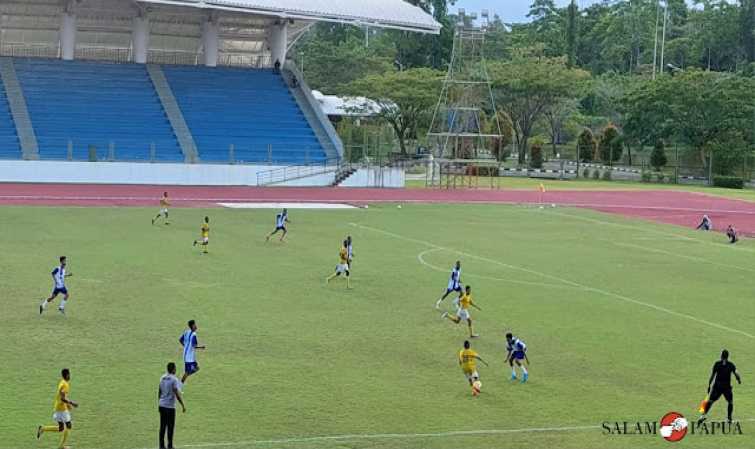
[179,320,206,384]
[40,256,73,315]
[266,209,291,242]
[505,332,529,383]
[435,261,462,309]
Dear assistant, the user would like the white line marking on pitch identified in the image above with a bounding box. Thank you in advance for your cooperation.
[611,241,755,275]
[417,248,581,290]
[350,223,754,339]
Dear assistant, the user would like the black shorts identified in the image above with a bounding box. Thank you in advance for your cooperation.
[710,385,733,403]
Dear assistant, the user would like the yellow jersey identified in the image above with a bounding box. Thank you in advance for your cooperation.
[160,197,169,207]
[339,247,348,264]
[459,293,473,310]
[459,349,478,374]
[53,379,70,412]
[201,223,209,238]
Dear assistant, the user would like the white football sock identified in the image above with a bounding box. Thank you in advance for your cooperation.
[59,300,67,309]
[41,300,48,309]
[511,367,516,376]
[521,365,528,375]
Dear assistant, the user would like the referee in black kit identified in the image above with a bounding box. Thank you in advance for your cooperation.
[698,350,741,424]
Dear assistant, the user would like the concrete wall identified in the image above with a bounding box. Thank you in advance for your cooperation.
[0,161,405,187]
[340,167,405,188]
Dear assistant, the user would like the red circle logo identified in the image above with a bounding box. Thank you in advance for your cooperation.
[660,412,688,442]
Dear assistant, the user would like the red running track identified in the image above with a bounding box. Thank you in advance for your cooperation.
[1,183,754,235]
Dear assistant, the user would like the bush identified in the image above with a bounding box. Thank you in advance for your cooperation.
[602,170,612,181]
[650,139,668,171]
[583,168,591,179]
[655,172,666,184]
[713,176,745,189]
[529,141,544,169]
[577,128,596,162]
[641,171,652,183]
[592,169,601,180]
[598,124,623,163]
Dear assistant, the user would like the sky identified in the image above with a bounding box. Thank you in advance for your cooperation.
[454,0,601,23]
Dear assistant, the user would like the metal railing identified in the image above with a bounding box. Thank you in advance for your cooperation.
[256,158,342,186]
[0,43,58,59]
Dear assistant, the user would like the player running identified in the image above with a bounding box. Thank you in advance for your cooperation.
[698,349,742,424]
[326,240,351,288]
[40,256,73,315]
[441,285,480,338]
[266,209,290,242]
[346,235,354,269]
[696,214,712,231]
[435,261,461,309]
[505,332,530,383]
[458,340,488,396]
[152,192,171,225]
[179,320,206,384]
[37,368,79,449]
[192,216,210,254]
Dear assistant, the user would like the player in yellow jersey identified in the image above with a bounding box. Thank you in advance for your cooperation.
[192,216,210,254]
[37,368,79,449]
[152,192,171,225]
[325,240,351,288]
[442,285,481,338]
[458,340,488,395]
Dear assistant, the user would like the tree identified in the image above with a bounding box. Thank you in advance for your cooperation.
[566,0,578,68]
[599,124,623,163]
[577,128,597,162]
[489,54,590,164]
[530,139,545,168]
[650,139,668,170]
[488,109,514,161]
[543,98,579,156]
[347,68,444,154]
[743,0,755,63]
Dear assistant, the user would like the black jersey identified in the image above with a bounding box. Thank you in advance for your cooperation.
[711,361,737,388]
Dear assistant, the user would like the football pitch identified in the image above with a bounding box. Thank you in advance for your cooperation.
[3,203,754,449]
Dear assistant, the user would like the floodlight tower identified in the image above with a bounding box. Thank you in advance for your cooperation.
[427,9,501,160]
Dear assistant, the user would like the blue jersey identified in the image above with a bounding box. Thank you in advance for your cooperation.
[507,337,527,354]
[179,330,199,363]
[276,212,287,228]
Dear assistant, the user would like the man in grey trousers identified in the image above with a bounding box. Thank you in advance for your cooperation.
[158,362,186,449]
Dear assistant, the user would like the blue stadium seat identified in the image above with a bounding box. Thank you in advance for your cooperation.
[162,65,326,164]
[14,58,183,162]
[0,81,21,159]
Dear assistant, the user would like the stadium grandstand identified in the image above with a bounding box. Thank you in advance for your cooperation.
[0,0,439,185]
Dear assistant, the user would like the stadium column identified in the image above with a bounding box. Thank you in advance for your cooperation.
[269,22,288,65]
[202,17,219,67]
[132,16,150,64]
[60,10,76,61]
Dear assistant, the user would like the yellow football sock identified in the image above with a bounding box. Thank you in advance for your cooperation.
[59,428,69,447]
[42,425,59,432]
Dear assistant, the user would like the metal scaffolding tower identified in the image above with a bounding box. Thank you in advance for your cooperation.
[427,10,501,160]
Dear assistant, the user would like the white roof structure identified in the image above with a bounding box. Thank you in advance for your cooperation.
[141,0,441,33]
[312,90,382,117]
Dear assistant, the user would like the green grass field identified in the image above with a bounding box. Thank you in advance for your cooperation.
[4,204,755,449]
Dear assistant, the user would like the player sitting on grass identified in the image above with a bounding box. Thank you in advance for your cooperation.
[192,217,210,254]
[442,285,480,338]
[435,261,461,309]
[266,209,290,242]
[40,256,72,315]
[696,214,712,231]
[326,240,351,288]
[505,332,530,383]
[726,225,738,244]
[459,340,488,396]
[152,192,171,225]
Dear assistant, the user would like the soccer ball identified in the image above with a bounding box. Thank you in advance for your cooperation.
[364,204,369,209]
[397,205,402,209]
[472,380,482,395]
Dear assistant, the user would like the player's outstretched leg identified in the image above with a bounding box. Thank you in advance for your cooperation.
[467,319,478,338]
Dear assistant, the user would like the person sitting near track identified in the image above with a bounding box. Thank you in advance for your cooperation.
[696,214,712,231]
[726,225,739,244]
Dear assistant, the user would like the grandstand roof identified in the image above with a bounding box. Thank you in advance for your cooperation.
[141,0,441,34]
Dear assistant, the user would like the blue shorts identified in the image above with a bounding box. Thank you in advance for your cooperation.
[446,285,462,293]
[52,287,68,296]
[274,226,286,232]
[184,362,199,375]
[512,351,526,360]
